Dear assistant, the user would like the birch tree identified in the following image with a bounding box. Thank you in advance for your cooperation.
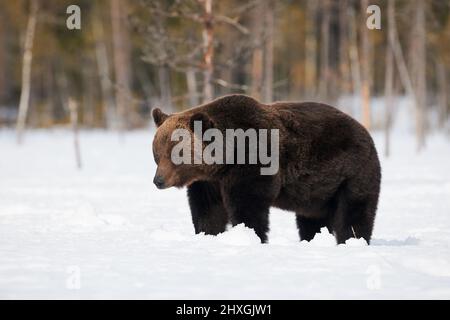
[304,0,318,99]
[111,0,131,133]
[250,1,264,100]
[93,6,116,129]
[0,10,5,104]
[412,0,427,151]
[348,5,361,116]
[201,0,214,103]
[318,0,330,101]
[436,59,448,128]
[68,98,82,169]
[262,0,274,103]
[339,0,350,98]
[384,0,395,158]
[360,0,372,130]
[16,0,39,144]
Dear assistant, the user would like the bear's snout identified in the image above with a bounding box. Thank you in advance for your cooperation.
[153,175,166,189]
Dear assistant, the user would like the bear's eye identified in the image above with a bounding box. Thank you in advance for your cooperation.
[153,151,160,164]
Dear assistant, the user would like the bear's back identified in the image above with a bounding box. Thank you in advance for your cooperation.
[189,95,373,155]
[197,94,271,130]
[269,101,377,179]
[270,101,372,146]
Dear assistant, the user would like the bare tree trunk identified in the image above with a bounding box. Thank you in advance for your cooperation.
[158,64,173,110]
[348,5,361,117]
[360,0,372,130]
[111,0,131,133]
[304,0,318,99]
[202,0,214,103]
[384,0,395,158]
[388,0,424,150]
[68,98,82,170]
[186,68,198,107]
[251,49,263,100]
[56,69,69,121]
[339,0,350,98]
[43,60,54,126]
[413,0,427,151]
[318,0,330,101]
[136,66,154,107]
[250,1,264,100]
[16,0,39,144]
[0,12,6,103]
[305,1,317,98]
[262,0,274,103]
[82,59,96,126]
[93,11,116,129]
[437,59,448,128]
[389,0,414,99]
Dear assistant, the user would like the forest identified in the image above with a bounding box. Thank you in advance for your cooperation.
[0,0,449,154]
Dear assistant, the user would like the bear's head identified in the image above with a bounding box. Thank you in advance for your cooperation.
[151,108,215,189]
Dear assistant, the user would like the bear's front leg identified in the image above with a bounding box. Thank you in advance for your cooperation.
[187,181,228,235]
[221,175,276,243]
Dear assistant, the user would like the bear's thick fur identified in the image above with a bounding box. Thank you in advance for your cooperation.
[152,94,381,244]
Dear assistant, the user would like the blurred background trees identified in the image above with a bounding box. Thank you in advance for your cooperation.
[0,0,449,151]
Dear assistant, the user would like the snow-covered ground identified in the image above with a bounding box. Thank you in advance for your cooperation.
[1,118,450,299]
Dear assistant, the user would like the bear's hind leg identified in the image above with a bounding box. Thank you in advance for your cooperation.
[187,181,228,235]
[331,185,376,244]
[351,197,377,244]
[330,185,355,244]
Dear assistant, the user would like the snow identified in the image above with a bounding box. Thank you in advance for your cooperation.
[1,119,450,299]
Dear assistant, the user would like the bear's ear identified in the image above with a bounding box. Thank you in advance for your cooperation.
[189,112,214,134]
[152,108,169,127]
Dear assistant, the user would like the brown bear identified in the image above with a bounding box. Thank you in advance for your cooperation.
[152,94,381,244]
